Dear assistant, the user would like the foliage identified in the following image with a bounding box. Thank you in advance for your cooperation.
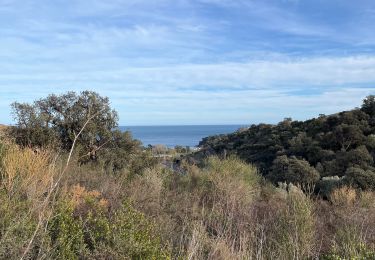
[48,185,169,259]
[198,95,375,191]
[3,93,375,259]
[10,90,118,153]
[174,145,190,154]
[273,188,315,259]
[0,190,44,259]
[316,176,344,198]
[111,202,170,259]
[345,166,375,190]
[268,155,320,186]
[322,230,375,259]
[361,95,375,118]
[49,201,86,259]
[8,91,155,173]
[329,186,357,207]
[0,143,54,198]
[1,141,375,259]
[0,137,167,259]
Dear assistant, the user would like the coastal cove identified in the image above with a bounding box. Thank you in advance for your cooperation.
[120,125,246,148]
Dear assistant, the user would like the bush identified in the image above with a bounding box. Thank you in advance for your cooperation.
[316,176,344,198]
[11,91,118,151]
[3,136,375,259]
[49,185,169,259]
[345,167,375,190]
[271,187,316,259]
[49,201,86,259]
[204,156,260,188]
[268,155,320,187]
[329,186,357,207]
[323,229,375,259]
[0,190,44,259]
[0,143,54,200]
[111,202,170,259]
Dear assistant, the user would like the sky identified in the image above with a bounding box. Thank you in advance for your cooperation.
[1,0,375,125]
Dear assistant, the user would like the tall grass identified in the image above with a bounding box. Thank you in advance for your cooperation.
[1,141,375,259]
[271,188,315,259]
[1,144,55,201]
[0,140,169,259]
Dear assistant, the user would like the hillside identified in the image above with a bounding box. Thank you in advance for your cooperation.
[198,96,375,192]
[1,91,375,259]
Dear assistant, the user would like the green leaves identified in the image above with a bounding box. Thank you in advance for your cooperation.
[11,91,118,152]
[48,197,170,259]
[197,95,375,191]
[268,155,320,186]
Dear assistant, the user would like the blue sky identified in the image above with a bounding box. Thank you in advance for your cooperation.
[1,0,375,125]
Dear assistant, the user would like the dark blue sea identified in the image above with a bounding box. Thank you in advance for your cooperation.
[120,125,245,148]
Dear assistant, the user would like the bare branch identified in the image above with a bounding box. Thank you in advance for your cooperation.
[20,111,98,260]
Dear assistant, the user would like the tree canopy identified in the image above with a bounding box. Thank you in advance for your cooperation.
[11,91,118,149]
[198,95,375,190]
[9,91,149,171]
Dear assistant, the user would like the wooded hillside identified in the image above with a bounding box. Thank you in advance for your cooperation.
[199,96,375,193]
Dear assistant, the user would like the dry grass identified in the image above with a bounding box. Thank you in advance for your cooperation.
[1,143,375,259]
[126,167,165,216]
[329,186,357,207]
[124,156,336,259]
[0,124,7,133]
[69,184,109,212]
[1,144,56,202]
[0,125,8,142]
[358,190,375,208]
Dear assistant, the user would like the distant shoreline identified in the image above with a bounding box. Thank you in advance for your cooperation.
[120,125,247,148]
[119,124,247,127]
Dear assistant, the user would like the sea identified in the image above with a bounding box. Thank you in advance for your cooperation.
[120,125,246,148]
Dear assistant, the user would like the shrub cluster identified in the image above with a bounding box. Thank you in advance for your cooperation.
[1,139,375,259]
[0,141,169,259]
[199,96,375,192]
[2,92,375,259]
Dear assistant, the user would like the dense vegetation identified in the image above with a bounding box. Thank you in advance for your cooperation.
[1,91,375,259]
[199,96,375,195]
[9,91,155,174]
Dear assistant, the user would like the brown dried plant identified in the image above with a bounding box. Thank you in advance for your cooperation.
[329,186,357,207]
[1,144,55,201]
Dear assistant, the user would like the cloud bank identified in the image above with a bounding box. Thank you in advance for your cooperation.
[0,0,374,125]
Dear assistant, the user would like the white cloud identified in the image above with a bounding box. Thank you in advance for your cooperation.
[0,55,374,124]
[2,55,374,88]
[0,0,375,125]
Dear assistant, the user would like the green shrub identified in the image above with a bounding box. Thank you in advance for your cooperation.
[49,201,86,260]
[323,239,375,259]
[11,91,118,150]
[268,155,320,187]
[345,167,375,190]
[49,192,169,259]
[111,202,170,259]
[0,191,45,259]
[205,156,260,188]
[316,176,344,198]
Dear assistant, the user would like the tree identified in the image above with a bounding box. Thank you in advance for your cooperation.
[361,95,375,118]
[345,167,375,190]
[333,124,364,151]
[193,95,375,190]
[268,155,320,186]
[94,130,144,172]
[11,91,118,154]
[336,145,373,169]
[10,102,57,147]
